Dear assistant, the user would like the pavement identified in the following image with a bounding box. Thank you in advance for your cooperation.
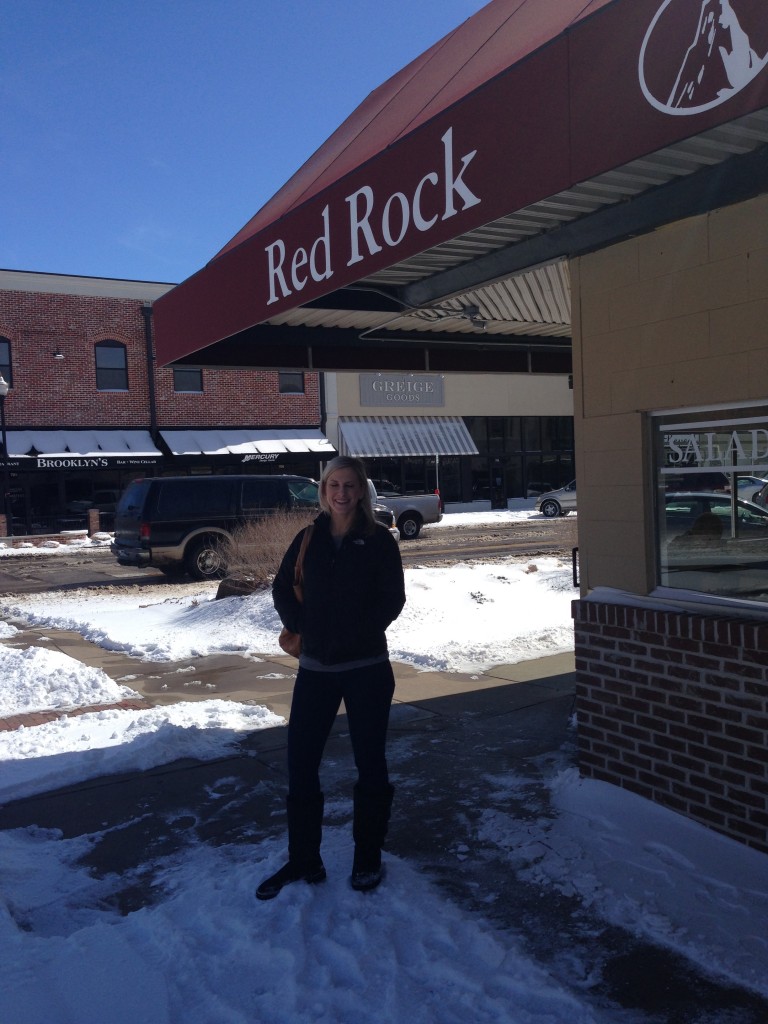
[1,630,767,1022]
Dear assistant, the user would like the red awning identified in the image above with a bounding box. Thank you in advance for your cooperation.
[154,0,768,366]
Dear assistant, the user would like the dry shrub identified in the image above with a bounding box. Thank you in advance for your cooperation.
[220,509,316,589]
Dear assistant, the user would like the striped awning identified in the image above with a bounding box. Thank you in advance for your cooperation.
[338,416,478,458]
[159,428,334,456]
[6,429,161,457]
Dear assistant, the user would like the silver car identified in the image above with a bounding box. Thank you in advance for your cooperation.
[535,480,576,518]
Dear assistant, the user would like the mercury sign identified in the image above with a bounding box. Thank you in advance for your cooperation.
[360,374,444,408]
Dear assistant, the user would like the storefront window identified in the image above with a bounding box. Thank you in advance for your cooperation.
[507,417,522,452]
[488,418,505,453]
[465,417,487,452]
[654,405,768,603]
[523,417,542,452]
[436,456,461,503]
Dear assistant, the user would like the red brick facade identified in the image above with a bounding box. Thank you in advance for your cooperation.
[0,276,326,531]
[572,599,768,854]
[0,286,320,429]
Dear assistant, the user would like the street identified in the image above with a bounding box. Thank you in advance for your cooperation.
[0,517,579,595]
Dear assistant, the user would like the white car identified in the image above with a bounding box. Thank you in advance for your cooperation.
[535,481,576,518]
[733,476,768,501]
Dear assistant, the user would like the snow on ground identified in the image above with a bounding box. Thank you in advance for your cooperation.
[0,557,575,671]
[0,508,766,1023]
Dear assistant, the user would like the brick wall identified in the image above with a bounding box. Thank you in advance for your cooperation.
[0,288,321,428]
[572,599,768,854]
[0,289,150,427]
[153,366,320,427]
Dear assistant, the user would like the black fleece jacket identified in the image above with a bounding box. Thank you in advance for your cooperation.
[272,512,405,666]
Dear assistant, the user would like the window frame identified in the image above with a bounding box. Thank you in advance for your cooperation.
[173,367,203,393]
[653,403,768,605]
[278,371,305,395]
[0,337,12,387]
[95,339,128,391]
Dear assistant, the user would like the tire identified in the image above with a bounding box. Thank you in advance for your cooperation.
[397,512,422,539]
[539,499,562,518]
[184,537,226,580]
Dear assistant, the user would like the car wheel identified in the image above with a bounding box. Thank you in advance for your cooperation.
[185,537,226,580]
[397,512,422,539]
[540,499,562,518]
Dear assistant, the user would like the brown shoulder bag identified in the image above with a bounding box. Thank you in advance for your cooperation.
[278,525,313,658]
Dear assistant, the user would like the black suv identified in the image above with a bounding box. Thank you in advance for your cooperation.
[111,474,397,580]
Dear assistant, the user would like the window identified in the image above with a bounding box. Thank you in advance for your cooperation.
[523,417,542,451]
[279,371,305,394]
[241,478,288,511]
[173,367,203,393]
[95,340,128,391]
[286,479,319,506]
[156,479,234,517]
[654,404,768,604]
[0,337,11,386]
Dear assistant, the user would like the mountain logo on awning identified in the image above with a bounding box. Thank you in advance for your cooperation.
[639,0,768,116]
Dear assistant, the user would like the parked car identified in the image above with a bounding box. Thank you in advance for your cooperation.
[738,477,768,506]
[664,491,768,541]
[662,471,768,500]
[535,480,576,518]
[370,479,400,496]
[663,492,768,592]
[65,489,120,514]
[111,475,399,580]
[526,481,557,497]
[367,480,442,539]
[753,480,768,509]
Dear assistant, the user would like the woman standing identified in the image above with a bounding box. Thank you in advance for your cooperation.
[257,456,406,900]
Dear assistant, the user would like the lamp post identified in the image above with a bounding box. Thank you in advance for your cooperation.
[0,375,10,537]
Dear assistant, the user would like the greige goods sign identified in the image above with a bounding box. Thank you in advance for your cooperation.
[359,374,444,407]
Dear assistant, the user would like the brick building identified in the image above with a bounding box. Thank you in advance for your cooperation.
[0,270,331,533]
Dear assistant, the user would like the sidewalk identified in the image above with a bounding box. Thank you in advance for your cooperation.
[1,631,767,1022]
[0,623,576,731]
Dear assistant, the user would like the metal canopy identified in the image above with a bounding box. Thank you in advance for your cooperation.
[153,0,768,372]
[158,429,335,457]
[5,430,161,458]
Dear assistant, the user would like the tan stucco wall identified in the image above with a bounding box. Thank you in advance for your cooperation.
[572,193,768,596]
[328,371,573,418]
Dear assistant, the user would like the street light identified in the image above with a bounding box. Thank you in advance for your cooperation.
[0,375,10,537]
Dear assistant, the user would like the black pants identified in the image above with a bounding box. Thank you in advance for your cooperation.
[287,660,396,801]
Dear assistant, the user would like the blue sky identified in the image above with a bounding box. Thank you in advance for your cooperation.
[2,1,487,285]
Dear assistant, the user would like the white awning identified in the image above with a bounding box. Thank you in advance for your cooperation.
[338,416,478,458]
[6,429,161,457]
[159,428,335,456]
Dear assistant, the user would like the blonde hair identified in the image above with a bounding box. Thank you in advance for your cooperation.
[319,456,376,533]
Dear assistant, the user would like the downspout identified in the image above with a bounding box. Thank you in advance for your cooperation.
[141,303,158,438]
[319,370,327,434]
[318,370,328,478]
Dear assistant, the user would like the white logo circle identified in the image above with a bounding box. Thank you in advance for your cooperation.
[639,0,768,116]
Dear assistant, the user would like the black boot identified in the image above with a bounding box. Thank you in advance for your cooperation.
[256,793,326,901]
[351,783,394,892]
